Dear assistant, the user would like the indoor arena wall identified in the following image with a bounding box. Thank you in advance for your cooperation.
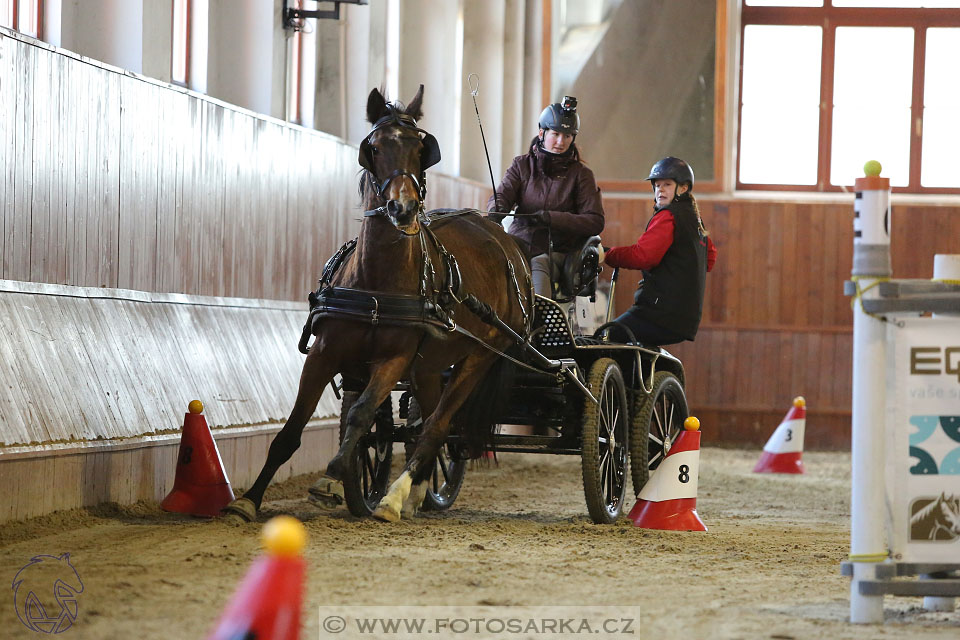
[0,29,487,522]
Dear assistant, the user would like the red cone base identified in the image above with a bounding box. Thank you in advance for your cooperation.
[753,450,805,474]
[628,497,707,531]
[161,412,234,517]
[208,555,304,640]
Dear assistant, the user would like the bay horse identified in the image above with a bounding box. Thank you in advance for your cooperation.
[223,86,532,522]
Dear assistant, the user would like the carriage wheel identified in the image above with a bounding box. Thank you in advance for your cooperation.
[632,371,688,485]
[405,399,466,511]
[340,392,395,517]
[628,389,651,497]
[580,358,629,524]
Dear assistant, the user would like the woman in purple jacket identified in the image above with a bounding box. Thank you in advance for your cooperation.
[487,96,605,298]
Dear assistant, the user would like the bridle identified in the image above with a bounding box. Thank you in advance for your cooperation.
[359,105,441,210]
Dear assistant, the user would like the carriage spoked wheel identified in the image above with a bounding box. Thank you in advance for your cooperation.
[631,371,689,494]
[405,399,467,511]
[580,358,629,524]
[340,392,395,517]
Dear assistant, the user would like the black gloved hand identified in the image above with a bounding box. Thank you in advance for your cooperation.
[530,210,550,226]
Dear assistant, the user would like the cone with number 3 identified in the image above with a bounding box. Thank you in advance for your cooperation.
[628,416,707,531]
[753,396,806,474]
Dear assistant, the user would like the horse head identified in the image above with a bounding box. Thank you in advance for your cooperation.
[359,85,441,236]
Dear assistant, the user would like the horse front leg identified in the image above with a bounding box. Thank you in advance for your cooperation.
[223,348,337,521]
[374,353,497,522]
[309,355,410,509]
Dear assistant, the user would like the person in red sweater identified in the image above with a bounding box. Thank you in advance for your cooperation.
[601,157,717,346]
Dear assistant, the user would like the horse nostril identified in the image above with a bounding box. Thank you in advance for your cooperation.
[386,200,402,216]
[404,199,419,216]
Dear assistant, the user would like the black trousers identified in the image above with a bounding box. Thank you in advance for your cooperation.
[612,306,685,347]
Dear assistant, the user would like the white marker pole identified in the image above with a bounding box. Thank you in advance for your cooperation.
[849,166,891,624]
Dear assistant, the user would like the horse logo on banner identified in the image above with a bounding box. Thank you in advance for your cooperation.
[12,553,84,634]
[910,494,960,542]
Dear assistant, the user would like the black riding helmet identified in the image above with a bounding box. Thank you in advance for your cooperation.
[538,95,580,135]
[646,157,695,191]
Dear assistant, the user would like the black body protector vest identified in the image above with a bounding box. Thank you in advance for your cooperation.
[633,197,708,341]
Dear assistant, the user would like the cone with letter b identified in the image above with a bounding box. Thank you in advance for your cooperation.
[753,396,806,474]
[628,416,707,531]
[161,400,235,517]
[208,516,306,640]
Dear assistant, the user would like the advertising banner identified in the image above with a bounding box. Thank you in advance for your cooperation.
[887,317,960,562]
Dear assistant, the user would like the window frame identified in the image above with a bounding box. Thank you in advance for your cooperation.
[3,0,43,38]
[171,0,192,87]
[738,2,960,194]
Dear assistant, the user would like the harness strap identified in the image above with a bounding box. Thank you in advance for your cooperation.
[319,238,358,288]
[298,286,456,354]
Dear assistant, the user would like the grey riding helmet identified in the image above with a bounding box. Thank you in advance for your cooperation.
[646,156,695,191]
[538,95,579,135]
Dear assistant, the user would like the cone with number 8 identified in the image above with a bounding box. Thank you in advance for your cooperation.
[628,416,707,531]
[753,396,806,474]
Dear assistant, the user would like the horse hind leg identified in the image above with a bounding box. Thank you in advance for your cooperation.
[373,353,496,522]
[373,470,413,522]
[397,378,441,519]
[222,351,337,521]
[401,481,427,518]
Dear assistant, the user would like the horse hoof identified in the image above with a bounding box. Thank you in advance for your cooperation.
[221,497,257,522]
[308,476,344,509]
[372,504,401,523]
[222,512,247,526]
[307,493,342,510]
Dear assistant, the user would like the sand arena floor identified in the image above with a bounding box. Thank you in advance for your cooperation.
[1,448,958,639]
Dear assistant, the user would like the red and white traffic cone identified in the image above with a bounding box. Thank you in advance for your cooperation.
[753,396,806,474]
[628,417,707,531]
[208,516,306,640]
[161,400,235,517]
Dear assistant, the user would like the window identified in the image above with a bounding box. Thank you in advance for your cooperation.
[738,1,960,192]
[283,1,318,128]
[172,0,190,85]
[1,0,41,38]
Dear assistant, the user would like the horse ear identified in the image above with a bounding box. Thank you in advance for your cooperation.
[367,88,387,124]
[405,84,425,121]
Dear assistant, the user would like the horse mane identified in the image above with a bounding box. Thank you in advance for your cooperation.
[358,169,374,201]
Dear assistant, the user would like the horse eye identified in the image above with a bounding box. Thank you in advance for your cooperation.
[370,146,379,155]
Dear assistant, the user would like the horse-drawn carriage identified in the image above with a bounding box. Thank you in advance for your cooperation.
[337,288,690,525]
[223,86,690,526]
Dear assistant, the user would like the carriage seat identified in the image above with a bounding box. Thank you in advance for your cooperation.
[555,235,602,303]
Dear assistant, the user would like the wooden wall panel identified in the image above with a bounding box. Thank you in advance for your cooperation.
[119,75,159,292]
[601,194,960,449]
[9,41,33,281]
[0,421,337,523]
[0,36,12,279]
[0,282,342,447]
[1,32,490,304]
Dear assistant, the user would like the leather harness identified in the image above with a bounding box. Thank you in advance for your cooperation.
[297,111,530,358]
